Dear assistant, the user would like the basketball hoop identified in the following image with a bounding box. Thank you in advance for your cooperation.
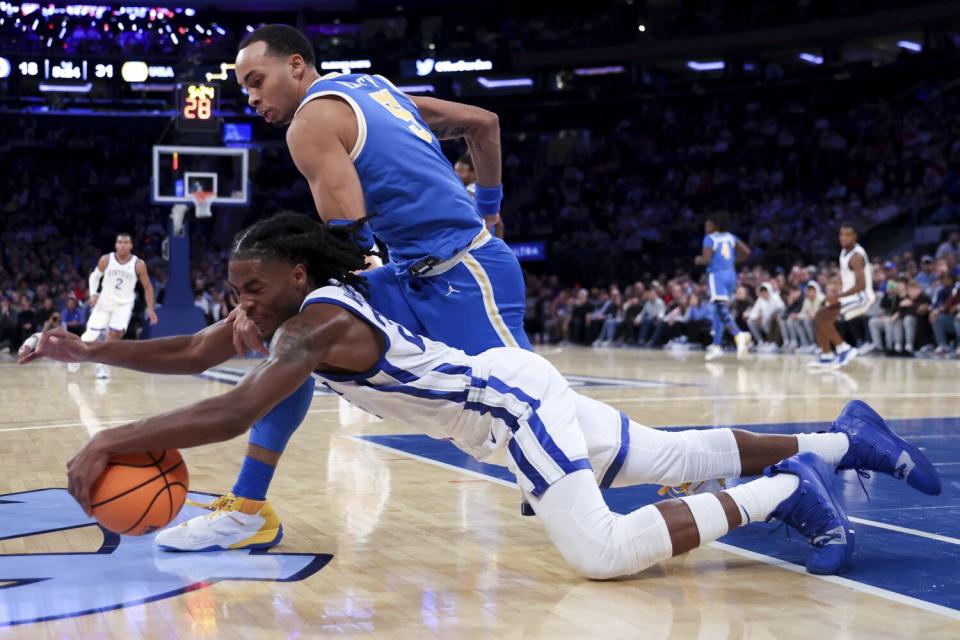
[190,191,215,219]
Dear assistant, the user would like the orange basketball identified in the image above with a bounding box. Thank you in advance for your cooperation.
[90,450,189,536]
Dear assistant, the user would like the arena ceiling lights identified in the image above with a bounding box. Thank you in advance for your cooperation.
[686,60,725,72]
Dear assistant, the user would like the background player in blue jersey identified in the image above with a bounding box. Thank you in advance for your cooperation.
[154,24,622,552]
[23,213,939,579]
[695,212,753,361]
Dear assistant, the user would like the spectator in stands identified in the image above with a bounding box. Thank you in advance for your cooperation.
[635,287,666,347]
[794,282,825,354]
[34,298,56,329]
[61,297,85,336]
[546,290,572,344]
[779,287,805,352]
[675,293,713,347]
[899,281,932,355]
[569,288,594,344]
[593,288,624,347]
[588,288,617,346]
[936,231,960,263]
[916,255,938,295]
[931,274,960,356]
[869,279,906,355]
[746,283,785,351]
[0,297,16,354]
[14,298,36,347]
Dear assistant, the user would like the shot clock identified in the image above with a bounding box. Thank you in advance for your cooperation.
[176,82,220,133]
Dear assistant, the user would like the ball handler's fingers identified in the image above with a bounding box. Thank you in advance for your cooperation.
[16,332,42,364]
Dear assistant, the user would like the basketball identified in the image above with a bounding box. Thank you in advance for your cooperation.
[90,450,189,536]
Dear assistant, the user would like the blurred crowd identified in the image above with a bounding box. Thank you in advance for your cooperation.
[522,231,960,359]
[508,79,960,284]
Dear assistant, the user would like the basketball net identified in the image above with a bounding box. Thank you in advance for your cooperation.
[190,190,215,219]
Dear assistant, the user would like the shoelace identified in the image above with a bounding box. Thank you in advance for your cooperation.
[185,494,237,516]
[770,487,844,548]
[842,440,906,502]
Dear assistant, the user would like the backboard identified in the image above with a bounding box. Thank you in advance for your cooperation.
[151,145,249,205]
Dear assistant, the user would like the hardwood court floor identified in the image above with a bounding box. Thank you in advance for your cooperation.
[1,347,958,639]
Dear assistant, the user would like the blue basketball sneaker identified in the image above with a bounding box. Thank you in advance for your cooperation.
[831,399,942,496]
[765,453,855,575]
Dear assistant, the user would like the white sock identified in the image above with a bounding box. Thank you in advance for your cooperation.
[795,432,849,466]
[836,342,851,353]
[722,474,799,525]
[680,493,730,544]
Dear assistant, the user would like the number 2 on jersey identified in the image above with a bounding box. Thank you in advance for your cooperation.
[368,89,433,143]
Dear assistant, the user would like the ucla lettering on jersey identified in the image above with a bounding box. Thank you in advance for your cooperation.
[295,74,483,271]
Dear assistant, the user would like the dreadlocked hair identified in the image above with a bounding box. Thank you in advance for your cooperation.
[230,211,371,294]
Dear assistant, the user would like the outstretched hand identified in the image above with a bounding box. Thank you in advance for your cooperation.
[17,328,89,365]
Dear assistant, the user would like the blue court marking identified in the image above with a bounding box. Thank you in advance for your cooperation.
[199,367,695,393]
[356,415,960,615]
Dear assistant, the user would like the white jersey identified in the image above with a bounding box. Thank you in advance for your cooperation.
[305,284,485,449]
[304,284,602,497]
[99,253,139,305]
[839,243,875,307]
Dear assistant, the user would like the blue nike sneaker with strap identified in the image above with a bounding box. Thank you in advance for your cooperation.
[830,399,942,496]
[765,452,855,575]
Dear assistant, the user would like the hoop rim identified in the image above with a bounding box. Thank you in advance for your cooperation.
[188,190,216,204]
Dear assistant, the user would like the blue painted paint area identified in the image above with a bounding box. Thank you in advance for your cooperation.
[0,488,332,627]
[358,416,960,612]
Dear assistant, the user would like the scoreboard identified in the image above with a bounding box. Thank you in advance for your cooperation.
[0,54,226,108]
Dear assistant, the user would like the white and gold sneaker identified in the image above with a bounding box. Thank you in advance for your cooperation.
[155,493,283,551]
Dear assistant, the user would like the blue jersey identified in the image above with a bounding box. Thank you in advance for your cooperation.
[703,232,738,273]
[296,73,483,270]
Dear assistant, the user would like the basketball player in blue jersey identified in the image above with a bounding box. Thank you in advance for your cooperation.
[24,213,939,578]
[148,24,599,552]
[694,213,752,361]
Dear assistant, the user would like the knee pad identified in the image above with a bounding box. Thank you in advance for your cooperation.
[534,472,673,580]
[618,425,741,487]
[552,504,673,580]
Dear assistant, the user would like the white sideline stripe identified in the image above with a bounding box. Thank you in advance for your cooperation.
[849,517,960,546]
[0,419,132,433]
[349,434,960,621]
[710,542,960,621]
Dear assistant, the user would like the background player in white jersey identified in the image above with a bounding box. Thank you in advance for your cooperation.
[22,213,940,579]
[79,233,158,378]
[809,224,875,368]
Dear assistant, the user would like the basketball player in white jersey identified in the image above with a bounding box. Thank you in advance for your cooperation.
[23,213,940,580]
[809,224,875,368]
[79,233,158,378]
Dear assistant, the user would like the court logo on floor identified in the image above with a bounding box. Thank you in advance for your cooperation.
[0,488,332,627]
